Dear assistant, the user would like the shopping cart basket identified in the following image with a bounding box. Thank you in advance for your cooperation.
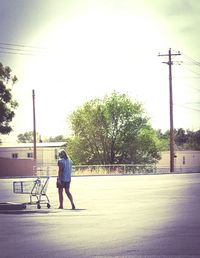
[13,177,50,209]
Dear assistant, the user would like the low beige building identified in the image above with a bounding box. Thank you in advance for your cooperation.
[156,150,200,173]
[0,142,66,162]
[0,142,66,177]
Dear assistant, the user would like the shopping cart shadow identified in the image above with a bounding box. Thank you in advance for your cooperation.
[0,207,87,215]
[0,209,51,215]
[61,208,86,211]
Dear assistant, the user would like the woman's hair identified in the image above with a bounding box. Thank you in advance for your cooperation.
[58,149,68,159]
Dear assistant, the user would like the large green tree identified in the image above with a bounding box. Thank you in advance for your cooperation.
[67,92,161,165]
[0,62,18,135]
[156,129,169,151]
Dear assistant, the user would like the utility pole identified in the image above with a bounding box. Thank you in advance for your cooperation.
[158,48,181,172]
[32,89,37,161]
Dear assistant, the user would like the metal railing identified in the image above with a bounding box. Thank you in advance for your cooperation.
[33,163,200,177]
[34,164,157,177]
[73,164,157,176]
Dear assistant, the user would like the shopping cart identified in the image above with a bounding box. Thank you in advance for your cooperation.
[13,177,50,209]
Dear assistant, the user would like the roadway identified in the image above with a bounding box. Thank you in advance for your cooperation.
[0,173,200,257]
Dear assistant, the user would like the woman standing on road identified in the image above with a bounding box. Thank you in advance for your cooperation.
[57,150,75,210]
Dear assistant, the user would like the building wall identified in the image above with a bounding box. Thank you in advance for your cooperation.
[37,148,57,165]
[157,151,200,173]
[0,143,64,177]
[0,147,58,166]
[0,158,36,177]
[0,147,34,159]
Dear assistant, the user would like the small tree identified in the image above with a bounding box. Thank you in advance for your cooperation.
[0,62,18,135]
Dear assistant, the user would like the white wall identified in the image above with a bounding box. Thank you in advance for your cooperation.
[157,151,200,173]
[0,147,58,166]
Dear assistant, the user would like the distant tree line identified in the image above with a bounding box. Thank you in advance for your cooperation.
[157,128,200,151]
[17,132,66,143]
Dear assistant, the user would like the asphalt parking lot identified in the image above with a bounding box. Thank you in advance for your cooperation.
[0,173,200,258]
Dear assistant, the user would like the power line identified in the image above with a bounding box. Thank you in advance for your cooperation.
[0,42,48,50]
[173,53,200,94]
[0,42,50,57]
[182,53,200,66]
[0,45,47,54]
[181,62,200,77]
[0,50,46,57]
[174,103,200,112]
[184,101,200,105]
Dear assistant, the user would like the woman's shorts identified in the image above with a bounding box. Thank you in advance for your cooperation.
[57,180,71,189]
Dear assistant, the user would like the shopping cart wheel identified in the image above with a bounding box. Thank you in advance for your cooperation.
[37,204,41,209]
[47,203,51,209]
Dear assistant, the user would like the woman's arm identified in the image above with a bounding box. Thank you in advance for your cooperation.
[57,160,63,181]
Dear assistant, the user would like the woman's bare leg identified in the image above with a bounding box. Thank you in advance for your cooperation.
[58,188,64,209]
[65,187,75,209]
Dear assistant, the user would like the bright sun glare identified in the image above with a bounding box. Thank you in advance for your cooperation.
[13,7,174,138]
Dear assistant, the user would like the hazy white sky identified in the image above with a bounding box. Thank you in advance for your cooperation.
[0,0,200,143]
